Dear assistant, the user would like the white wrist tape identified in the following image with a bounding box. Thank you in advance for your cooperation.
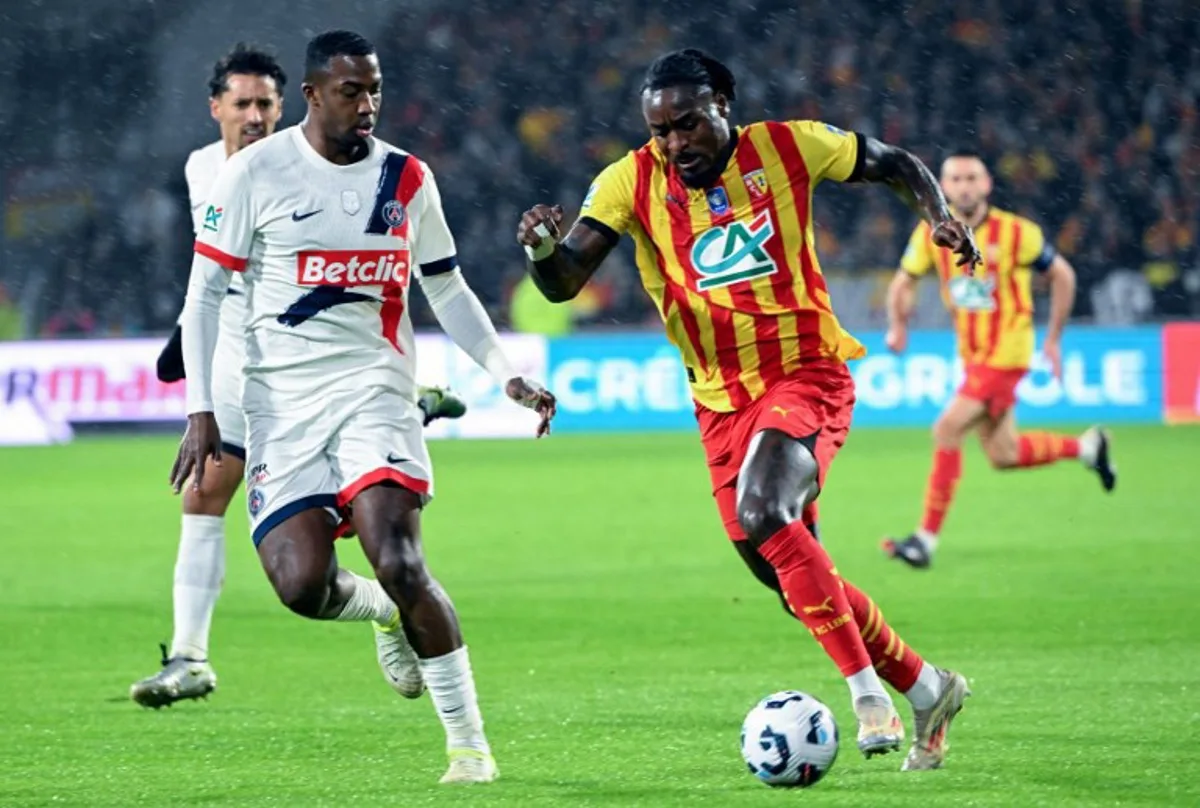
[524,222,557,261]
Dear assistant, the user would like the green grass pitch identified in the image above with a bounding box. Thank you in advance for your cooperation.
[1,425,1198,806]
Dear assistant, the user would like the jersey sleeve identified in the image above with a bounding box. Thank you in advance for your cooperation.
[788,121,864,184]
[1017,218,1056,272]
[192,154,254,272]
[184,151,206,236]
[900,222,935,276]
[412,163,458,277]
[578,152,637,243]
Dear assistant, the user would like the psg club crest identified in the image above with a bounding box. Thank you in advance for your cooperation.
[743,169,769,199]
[248,487,266,517]
[341,190,361,215]
[382,200,407,229]
[706,187,730,215]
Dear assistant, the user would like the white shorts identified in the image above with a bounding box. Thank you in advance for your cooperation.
[244,385,433,546]
[212,290,247,457]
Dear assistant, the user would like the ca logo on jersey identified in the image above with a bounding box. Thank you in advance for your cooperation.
[203,205,223,232]
[947,275,996,311]
[691,210,778,290]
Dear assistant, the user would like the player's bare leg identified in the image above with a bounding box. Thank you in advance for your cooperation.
[131,454,243,708]
[978,408,1116,491]
[256,506,427,691]
[257,506,418,629]
[352,484,496,784]
[736,429,904,758]
[884,395,986,569]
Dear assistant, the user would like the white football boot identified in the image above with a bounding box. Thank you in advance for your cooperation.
[130,644,217,708]
[440,749,498,784]
[373,614,425,698]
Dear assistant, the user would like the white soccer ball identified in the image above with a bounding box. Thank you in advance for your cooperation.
[740,690,839,788]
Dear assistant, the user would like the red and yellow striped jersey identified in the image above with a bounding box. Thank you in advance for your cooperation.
[580,120,866,413]
[901,207,1056,370]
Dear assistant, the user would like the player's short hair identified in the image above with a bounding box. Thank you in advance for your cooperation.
[304,30,376,81]
[943,147,988,165]
[208,43,287,98]
[641,48,737,102]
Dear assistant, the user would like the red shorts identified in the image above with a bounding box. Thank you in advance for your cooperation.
[958,364,1027,419]
[696,359,855,542]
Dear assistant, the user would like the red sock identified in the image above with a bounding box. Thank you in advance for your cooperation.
[840,579,924,692]
[1017,432,1080,467]
[758,521,871,676]
[920,448,962,536]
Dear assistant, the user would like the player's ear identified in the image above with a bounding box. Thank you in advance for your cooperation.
[209,96,221,123]
[714,92,730,119]
[301,82,317,105]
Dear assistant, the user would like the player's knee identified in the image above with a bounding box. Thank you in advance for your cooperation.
[182,461,241,516]
[985,444,1019,470]
[737,493,786,546]
[737,464,818,546]
[182,483,237,516]
[932,416,965,448]
[738,490,814,546]
[373,539,431,610]
[274,571,329,618]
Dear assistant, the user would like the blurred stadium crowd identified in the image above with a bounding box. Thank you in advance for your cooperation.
[0,0,1197,339]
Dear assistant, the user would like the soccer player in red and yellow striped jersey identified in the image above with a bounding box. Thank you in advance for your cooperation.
[516,49,975,770]
[882,151,1117,570]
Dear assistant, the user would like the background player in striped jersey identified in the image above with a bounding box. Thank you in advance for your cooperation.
[132,44,469,709]
[882,150,1117,570]
[518,49,977,771]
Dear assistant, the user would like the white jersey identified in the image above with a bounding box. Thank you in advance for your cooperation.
[183,139,248,449]
[193,126,458,403]
[184,141,246,299]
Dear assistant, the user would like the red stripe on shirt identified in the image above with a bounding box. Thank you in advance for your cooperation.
[194,240,247,272]
[982,217,1003,361]
[667,192,751,409]
[380,157,427,352]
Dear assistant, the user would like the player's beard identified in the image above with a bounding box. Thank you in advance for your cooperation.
[951,197,983,221]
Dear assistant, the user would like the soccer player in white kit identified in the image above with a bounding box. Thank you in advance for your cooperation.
[130,44,287,707]
[172,31,555,784]
[132,44,468,710]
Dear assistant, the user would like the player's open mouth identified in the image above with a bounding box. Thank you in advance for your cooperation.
[676,154,704,171]
[355,123,375,137]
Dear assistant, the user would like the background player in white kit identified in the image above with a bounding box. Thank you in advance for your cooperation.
[172,30,555,784]
[130,44,287,708]
[132,44,469,709]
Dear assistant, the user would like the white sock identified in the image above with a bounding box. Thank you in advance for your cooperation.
[333,573,399,625]
[419,646,490,754]
[904,662,943,711]
[170,514,225,660]
[1078,428,1100,466]
[914,528,939,551]
[846,666,892,705]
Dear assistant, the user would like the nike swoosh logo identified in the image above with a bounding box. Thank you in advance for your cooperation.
[386,453,404,464]
[291,209,323,221]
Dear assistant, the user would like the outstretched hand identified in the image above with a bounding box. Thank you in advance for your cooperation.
[932,219,983,271]
[505,377,557,438]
